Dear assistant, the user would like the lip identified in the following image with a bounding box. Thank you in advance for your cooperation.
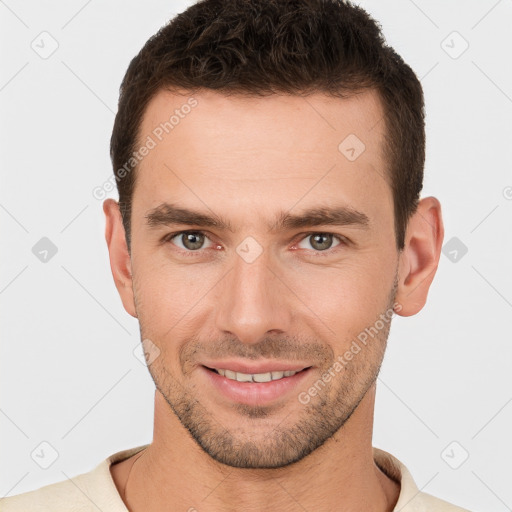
[200,364,313,406]
[201,360,311,374]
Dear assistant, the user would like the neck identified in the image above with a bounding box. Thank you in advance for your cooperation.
[116,384,399,511]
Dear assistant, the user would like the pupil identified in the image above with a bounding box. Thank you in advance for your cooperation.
[312,233,331,251]
[184,232,203,250]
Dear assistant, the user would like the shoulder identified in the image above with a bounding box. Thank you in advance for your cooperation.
[372,446,473,512]
[1,444,148,512]
[404,490,473,511]
[1,471,100,512]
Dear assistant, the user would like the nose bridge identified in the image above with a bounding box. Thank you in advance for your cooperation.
[214,245,292,344]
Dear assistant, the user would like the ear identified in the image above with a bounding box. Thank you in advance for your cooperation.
[395,196,444,317]
[103,198,137,318]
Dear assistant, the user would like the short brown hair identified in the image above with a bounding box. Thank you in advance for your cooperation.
[110,0,425,253]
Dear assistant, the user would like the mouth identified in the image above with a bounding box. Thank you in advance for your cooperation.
[203,365,311,383]
[200,364,313,406]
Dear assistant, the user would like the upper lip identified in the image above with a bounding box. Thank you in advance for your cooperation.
[202,360,312,374]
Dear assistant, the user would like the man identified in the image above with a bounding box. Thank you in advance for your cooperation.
[2,0,471,510]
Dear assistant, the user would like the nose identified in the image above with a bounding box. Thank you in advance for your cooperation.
[214,247,294,345]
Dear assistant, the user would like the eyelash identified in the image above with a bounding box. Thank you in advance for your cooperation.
[161,230,348,258]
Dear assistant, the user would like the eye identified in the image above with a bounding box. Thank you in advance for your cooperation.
[295,232,344,253]
[166,230,215,252]
[162,230,346,258]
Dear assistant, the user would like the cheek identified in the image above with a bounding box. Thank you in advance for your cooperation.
[132,262,218,335]
[133,240,397,346]
[132,266,177,324]
[287,258,395,341]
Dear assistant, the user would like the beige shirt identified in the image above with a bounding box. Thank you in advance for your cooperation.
[1,444,470,511]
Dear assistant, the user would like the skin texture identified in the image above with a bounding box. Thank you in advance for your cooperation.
[104,89,444,511]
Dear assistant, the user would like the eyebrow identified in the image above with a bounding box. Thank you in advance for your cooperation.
[145,202,370,233]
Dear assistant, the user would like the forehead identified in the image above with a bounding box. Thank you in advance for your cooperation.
[132,88,391,230]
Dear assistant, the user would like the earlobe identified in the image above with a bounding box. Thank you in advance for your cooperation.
[395,197,444,317]
[103,198,137,318]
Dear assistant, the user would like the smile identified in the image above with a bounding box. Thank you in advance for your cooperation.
[201,365,313,405]
[211,368,304,383]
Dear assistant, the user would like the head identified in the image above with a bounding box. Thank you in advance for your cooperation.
[104,0,443,469]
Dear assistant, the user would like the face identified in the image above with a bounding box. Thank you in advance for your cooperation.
[118,89,402,468]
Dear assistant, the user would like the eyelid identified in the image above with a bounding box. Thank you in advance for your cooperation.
[291,232,345,249]
[162,229,348,255]
[163,230,218,252]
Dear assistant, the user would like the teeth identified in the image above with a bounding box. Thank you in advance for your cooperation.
[214,368,299,382]
[225,369,236,380]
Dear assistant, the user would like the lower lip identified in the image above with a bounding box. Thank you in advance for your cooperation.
[200,366,313,406]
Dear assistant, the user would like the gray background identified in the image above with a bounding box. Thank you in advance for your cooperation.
[1,1,511,510]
